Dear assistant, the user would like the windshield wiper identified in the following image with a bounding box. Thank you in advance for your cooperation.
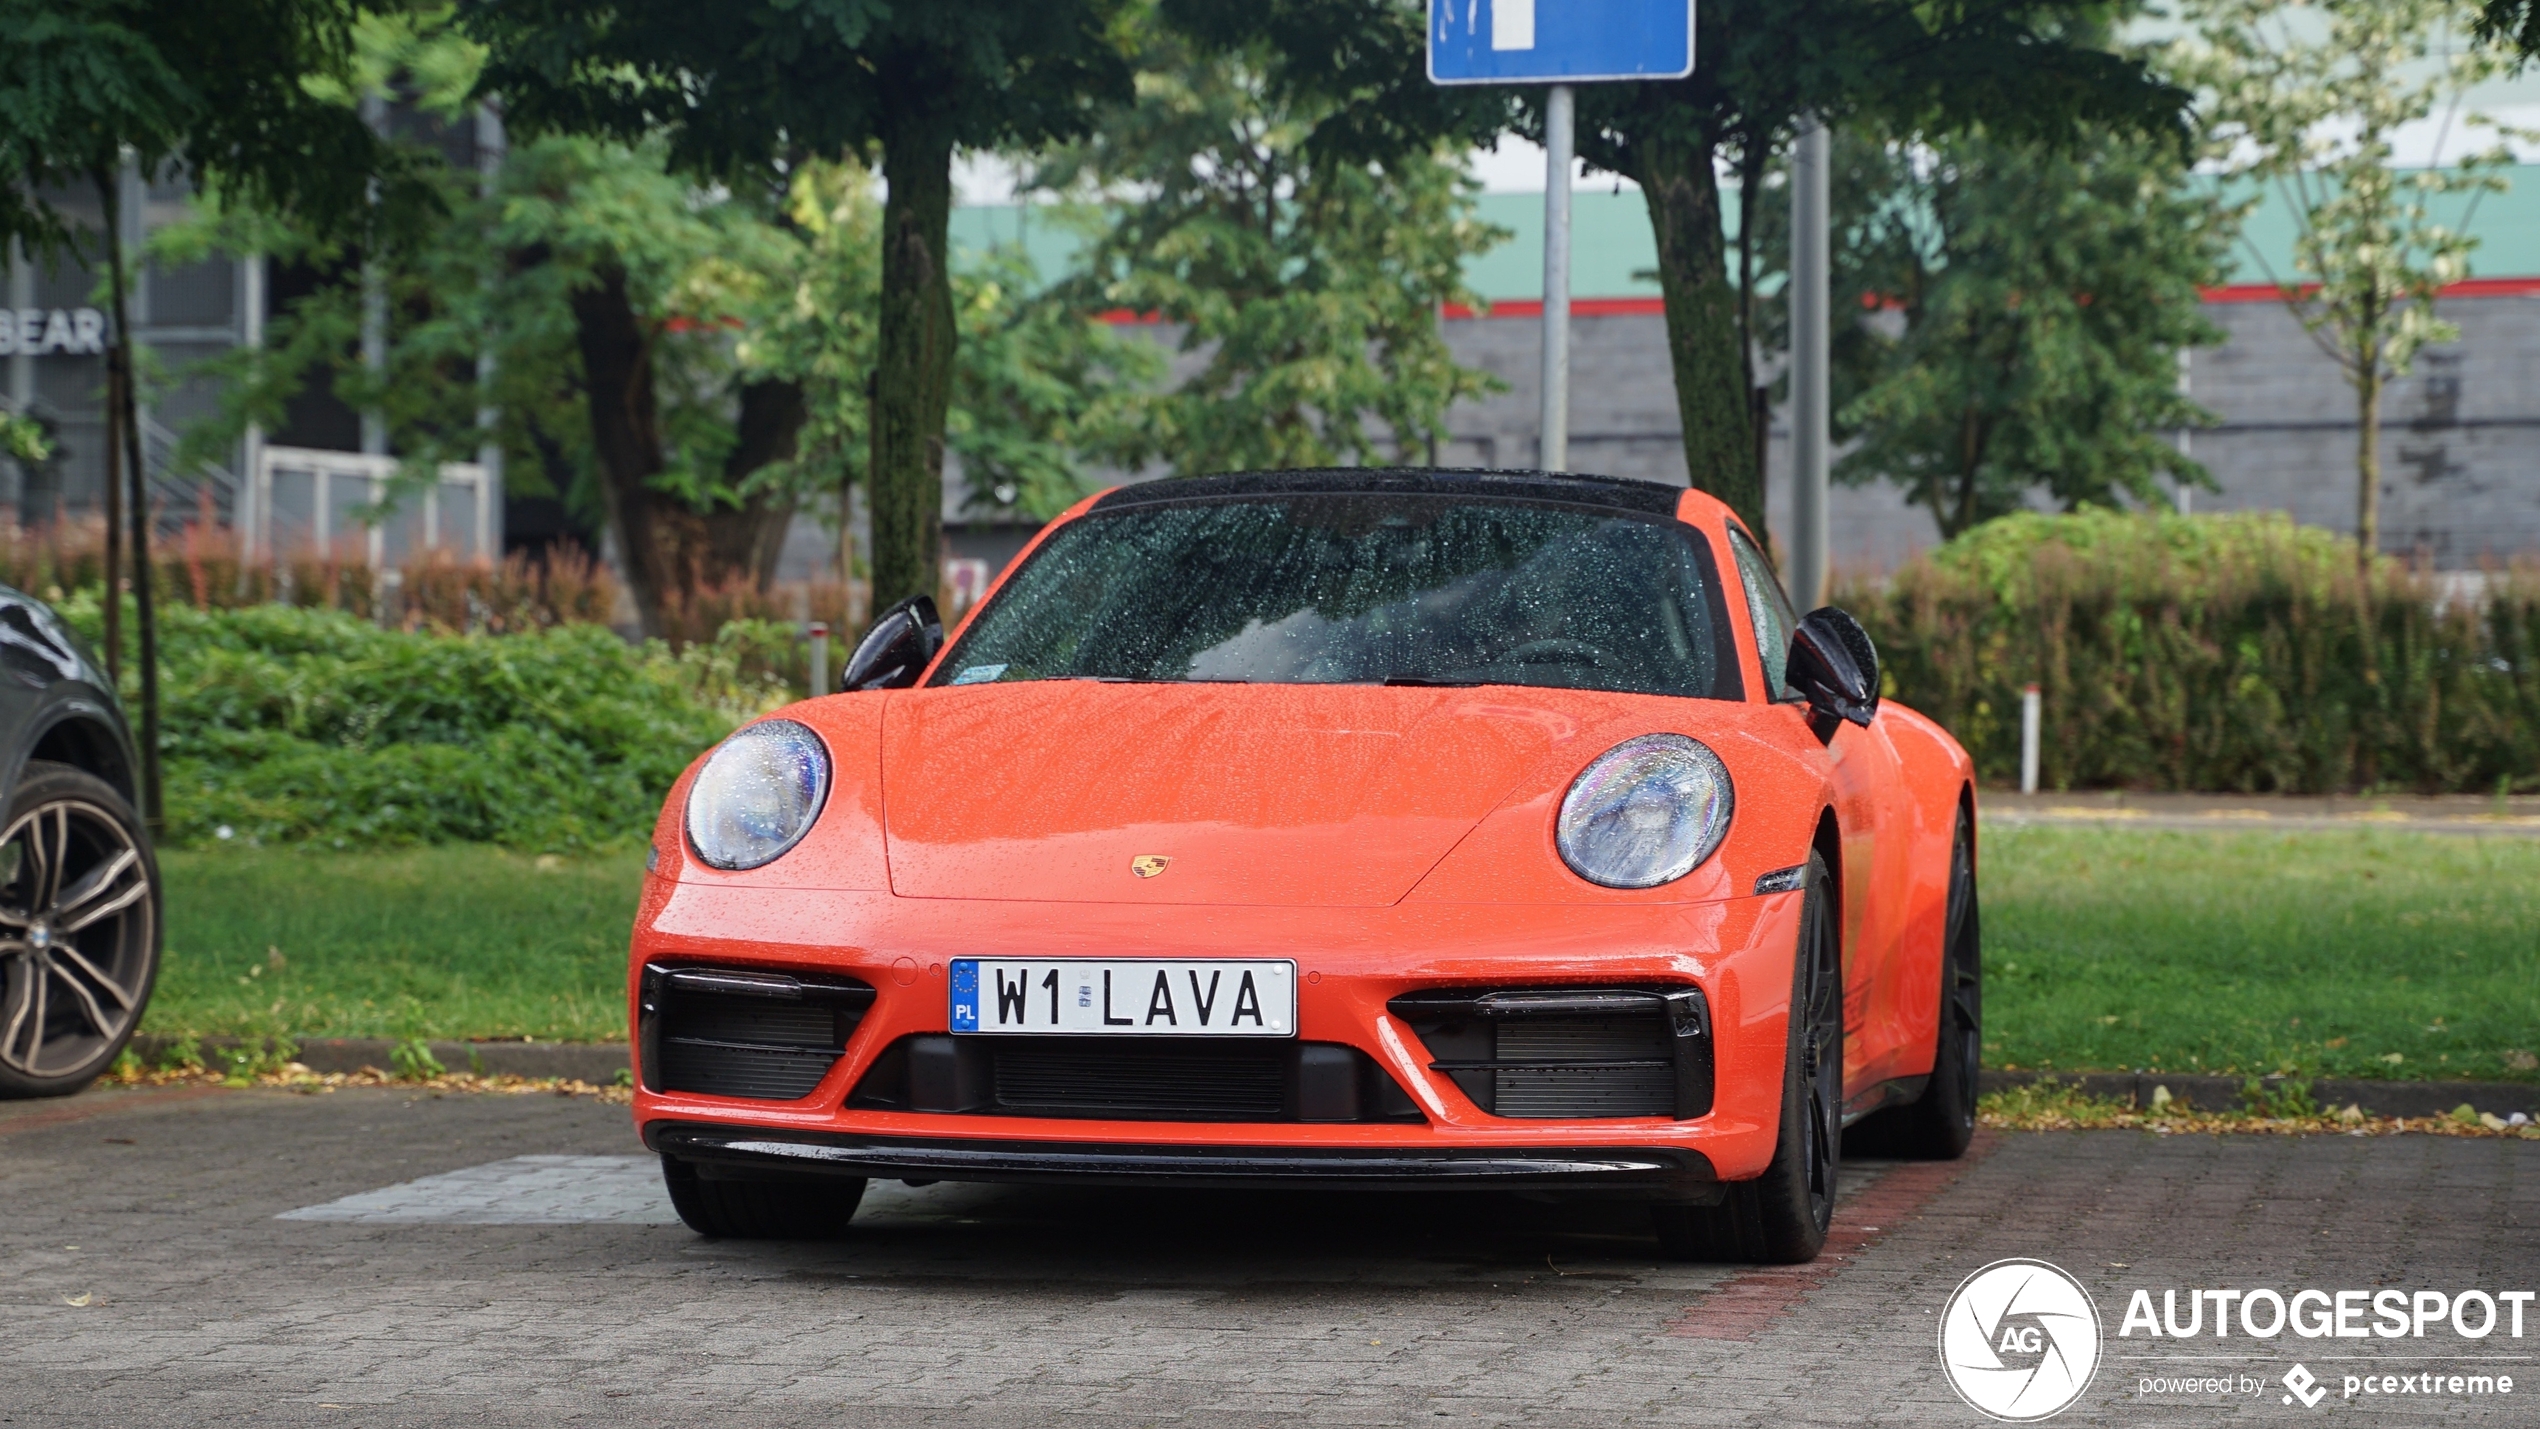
[1377,674,1484,687]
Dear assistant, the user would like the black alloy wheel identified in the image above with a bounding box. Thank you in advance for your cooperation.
[661,1155,867,1239]
[0,763,161,1098]
[1653,849,1841,1263]
[1848,805,1982,1159]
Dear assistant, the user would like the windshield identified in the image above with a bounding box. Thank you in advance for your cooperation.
[929,495,1739,699]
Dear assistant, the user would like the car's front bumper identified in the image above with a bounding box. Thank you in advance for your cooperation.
[627,880,1806,1184]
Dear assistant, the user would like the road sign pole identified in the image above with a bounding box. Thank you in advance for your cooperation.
[1540,83,1574,473]
[1428,1,1691,476]
[1789,114,1831,609]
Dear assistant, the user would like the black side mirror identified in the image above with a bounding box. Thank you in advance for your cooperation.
[1786,606,1880,742]
[840,595,943,692]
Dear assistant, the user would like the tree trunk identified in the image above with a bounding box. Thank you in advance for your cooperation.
[1638,127,1764,538]
[1736,152,1770,532]
[870,122,958,615]
[2355,367,2382,572]
[95,173,122,688]
[98,169,160,826]
[572,268,807,634]
[101,342,123,686]
[717,377,808,586]
[571,263,675,636]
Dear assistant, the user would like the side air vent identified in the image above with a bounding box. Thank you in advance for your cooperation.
[848,1037,1425,1124]
[639,964,876,1101]
[1387,986,1714,1120]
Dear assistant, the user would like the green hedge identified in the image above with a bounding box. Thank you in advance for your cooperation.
[1840,511,2540,793]
[61,599,786,850]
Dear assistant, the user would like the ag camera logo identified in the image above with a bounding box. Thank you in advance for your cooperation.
[1941,1259,2103,1421]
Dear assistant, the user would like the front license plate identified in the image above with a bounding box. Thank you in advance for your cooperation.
[949,959,1296,1036]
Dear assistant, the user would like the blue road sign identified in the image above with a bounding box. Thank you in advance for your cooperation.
[1428,0,1695,85]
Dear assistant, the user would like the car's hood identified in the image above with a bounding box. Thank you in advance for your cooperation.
[880,682,1575,905]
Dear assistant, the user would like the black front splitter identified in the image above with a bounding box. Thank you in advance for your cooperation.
[645,1121,1722,1197]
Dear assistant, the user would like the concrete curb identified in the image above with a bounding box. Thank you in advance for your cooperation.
[130,1035,630,1085]
[1978,1069,2537,1119]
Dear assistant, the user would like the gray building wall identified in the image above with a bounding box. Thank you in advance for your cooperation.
[3,175,246,527]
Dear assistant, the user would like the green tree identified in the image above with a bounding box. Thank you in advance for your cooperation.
[160,16,1151,626]
[0,411,47,466]
[2172,0,2518,568]
[1,0,421,826]
[1033,21,1506,475]
[1157,1,2185,541]
[145,8,821,633]
[1555,2,2186,540]
[458,0,1135,611]
[2475,0,2540,58]
[1826,124,2228,538]
[941,246,1164,519]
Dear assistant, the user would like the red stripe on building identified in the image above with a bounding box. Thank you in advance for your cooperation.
[1101,277,2540,325]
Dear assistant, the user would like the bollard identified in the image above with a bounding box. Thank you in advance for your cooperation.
[2019,684,2042,795]
[808,622,830,699]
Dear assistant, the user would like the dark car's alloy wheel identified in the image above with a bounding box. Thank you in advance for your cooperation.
[662,1155,867,1239]
[0,763,161,1098]
[1653,850,1840,1263]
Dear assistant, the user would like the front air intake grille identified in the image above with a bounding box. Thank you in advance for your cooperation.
[640,964,876,1101]
[1491,1016,1679,1117]
[848,1036,1425,1124]
[1389,987,1713,1120]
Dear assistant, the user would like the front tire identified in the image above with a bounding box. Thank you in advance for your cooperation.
[661,1156,866,1240]
[0,762,162,1099]
[1654,850,1840,1263]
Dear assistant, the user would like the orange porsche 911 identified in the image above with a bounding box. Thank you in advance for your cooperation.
[631,468,1980,1263]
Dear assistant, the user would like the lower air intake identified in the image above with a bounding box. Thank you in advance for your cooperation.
[640,964,876,1101]
[849,1036,1425,1124]
[1491,1016,1679,1117]
[994,1040,1289,1120]
[1389,987,1714,1120]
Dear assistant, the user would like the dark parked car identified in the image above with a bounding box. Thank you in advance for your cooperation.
[0,584,161,1098]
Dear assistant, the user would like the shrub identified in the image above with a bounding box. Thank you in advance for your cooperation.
[1839,510,2540,793]
[59,598,789,849]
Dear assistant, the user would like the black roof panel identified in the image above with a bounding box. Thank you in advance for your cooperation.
[1091,467,1688,518]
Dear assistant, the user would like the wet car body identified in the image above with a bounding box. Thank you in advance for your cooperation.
[632,469,1980,1260]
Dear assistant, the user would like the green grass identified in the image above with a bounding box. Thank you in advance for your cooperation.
[135,828,2540,1082]
[1984,825,2540,1084]
[144,845,646,1043]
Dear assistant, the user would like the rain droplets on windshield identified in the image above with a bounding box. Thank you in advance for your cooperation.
[931,495,1738,700]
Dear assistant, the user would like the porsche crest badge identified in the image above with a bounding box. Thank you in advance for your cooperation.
[1130,854,1173,879]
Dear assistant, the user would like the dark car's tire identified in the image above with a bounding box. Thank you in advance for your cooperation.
[0,762,161,1100]
[1848,806,1981,1160]
[1653,850,1840,1264]
[661,1156,867,1239]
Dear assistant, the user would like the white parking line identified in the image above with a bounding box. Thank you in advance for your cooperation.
[277,1154,675,1225]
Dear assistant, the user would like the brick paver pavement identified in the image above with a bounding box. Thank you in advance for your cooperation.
[0,1085,2531,1428]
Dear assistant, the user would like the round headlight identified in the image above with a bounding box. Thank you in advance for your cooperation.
[1556,733,1735,889]
[684,719,830,871]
